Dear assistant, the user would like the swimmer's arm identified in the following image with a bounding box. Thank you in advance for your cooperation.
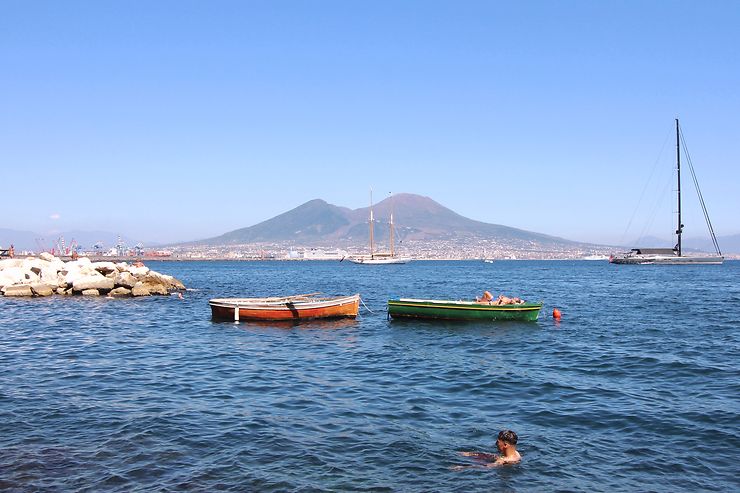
[458,451,497,460]
[452,455,520,470]
[489,456,521,466]
[450,460,501,471]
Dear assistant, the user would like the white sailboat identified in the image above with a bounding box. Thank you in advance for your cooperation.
[610,119,723,265]
[350,191,412,265]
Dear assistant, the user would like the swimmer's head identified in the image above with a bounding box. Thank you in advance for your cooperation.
[497,430,518,448]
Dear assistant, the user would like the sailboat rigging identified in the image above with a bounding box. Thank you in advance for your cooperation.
[350,191,411,265]
[610,119,723,265]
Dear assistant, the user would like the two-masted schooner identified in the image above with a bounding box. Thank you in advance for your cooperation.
[349,191,411,265]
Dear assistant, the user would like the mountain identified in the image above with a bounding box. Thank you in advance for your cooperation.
[194,193,581,247]
[684,233,740,254]
[0,228,38,251]
[208,199,353,244]
[629,233,739,254]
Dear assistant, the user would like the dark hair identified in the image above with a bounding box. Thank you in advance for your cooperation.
[498,430,518,445]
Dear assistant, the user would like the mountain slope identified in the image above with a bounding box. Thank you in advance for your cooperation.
[207,199,353,244]
[684,233,740,254]
[194,193,577,247]
[0,228,39,251]
[360,193,569,243]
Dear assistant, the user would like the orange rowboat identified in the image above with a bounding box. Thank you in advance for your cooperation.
[209,293,360,322]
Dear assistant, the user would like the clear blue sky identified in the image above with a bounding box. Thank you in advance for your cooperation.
[2,1,739,246]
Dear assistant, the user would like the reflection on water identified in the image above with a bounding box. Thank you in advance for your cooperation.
[214,317,362,331]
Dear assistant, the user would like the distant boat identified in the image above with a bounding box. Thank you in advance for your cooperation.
[581,255,609,261]
[291,248,348,261]
[610,119,723,265]
[209,293,360,321]
[351,254,410,265]
[482,259,495,264]
[387,298,542,322]
[350,191,412,265]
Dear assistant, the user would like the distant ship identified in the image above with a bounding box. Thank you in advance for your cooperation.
[610,119,723,265]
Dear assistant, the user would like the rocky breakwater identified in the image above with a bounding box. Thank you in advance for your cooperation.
[0,253,185,297]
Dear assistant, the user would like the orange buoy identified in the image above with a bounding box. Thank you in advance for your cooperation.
[552,308,562,320]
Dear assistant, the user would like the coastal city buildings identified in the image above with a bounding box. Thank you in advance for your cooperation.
[144,238,616,261]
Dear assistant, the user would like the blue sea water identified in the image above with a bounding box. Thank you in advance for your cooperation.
[1,260,738,492]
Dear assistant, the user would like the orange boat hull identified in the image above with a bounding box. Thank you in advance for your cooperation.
[209,295,360,322]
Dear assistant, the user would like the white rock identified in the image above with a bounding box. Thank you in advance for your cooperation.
[3,285,34,296]
[73,274,114,292]
[128,265,150,276]
[67,257,92,269]
[30,283,54,296]
[39,267,60,286]
[109,287,132,297]
[26,255,64,273]
[60,262,93,286]
[0,270,21,289]
[146,282,168,295]
[92,261,118,275]
[131,282,151,296]
[114,271,137,289]
[24,258,51,271]
[49,258,66,271]
[1,255,184,297]
[0,258,25,270]
[0,267,37,288]
[58,270,74,287]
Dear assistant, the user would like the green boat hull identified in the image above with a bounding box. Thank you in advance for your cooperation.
[387,299,542,322]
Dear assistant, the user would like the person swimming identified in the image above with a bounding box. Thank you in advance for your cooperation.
[453,430,521,469]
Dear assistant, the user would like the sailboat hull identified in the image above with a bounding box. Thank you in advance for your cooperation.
[609,253,724,265]
[349,256,410,264]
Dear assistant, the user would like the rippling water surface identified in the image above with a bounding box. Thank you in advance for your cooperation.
[1,260,738,492]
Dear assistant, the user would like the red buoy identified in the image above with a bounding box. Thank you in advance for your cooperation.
[552,308,562,320]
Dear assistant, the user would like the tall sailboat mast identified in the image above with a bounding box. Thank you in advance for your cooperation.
[610,118,722,265]
[389,193,395,257]
[389,212,394,257]
[676,118,683,257]
[369,189,375,259]
[349,189,410,264]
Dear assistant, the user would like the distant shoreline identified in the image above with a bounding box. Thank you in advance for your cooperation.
[12,254,739,262]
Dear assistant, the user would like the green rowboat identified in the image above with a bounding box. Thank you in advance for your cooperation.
[387,298,543,322]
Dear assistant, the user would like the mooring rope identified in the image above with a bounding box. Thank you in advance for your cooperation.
[360,297,374,314]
